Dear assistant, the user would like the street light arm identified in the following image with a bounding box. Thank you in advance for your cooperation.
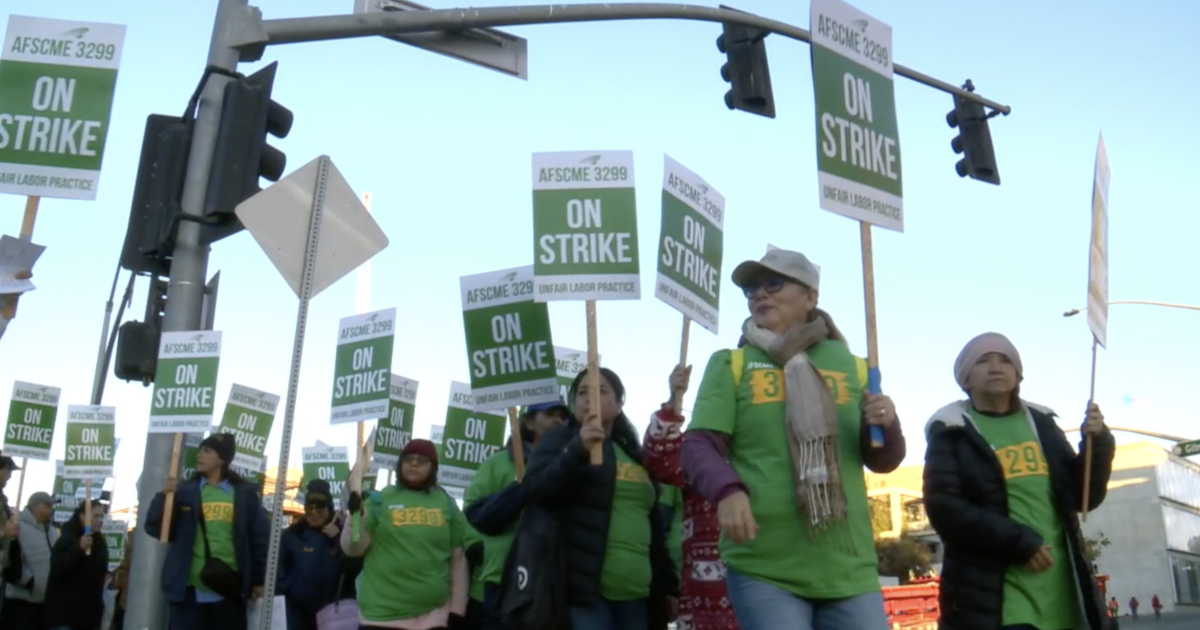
[1063,300,1200,317]
[1063,425,1189,443]
[240,3,1012,112]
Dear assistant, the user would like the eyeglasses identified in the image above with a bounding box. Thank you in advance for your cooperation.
[401,454,431,466]
[742,275,790,299]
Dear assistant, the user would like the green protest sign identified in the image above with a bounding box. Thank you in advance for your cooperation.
[461,265,558,410]
[438,382,505,488]
[532,150,640,301]
[373,374,417,470]
[553,346,593,408]
[0,16,126,200]
[63,404,115,479]
[331,307,396,425]
[215,384,279,471]
[148,331,222,433]
[655,155,725,333]
[811,0,903,232]
[3,381,60,461]
[301,446,350,510]
[52,460,78,523]
[102,519,126,571]
[180,432,203,479]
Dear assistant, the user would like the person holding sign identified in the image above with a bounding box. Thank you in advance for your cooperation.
[42,500,107,630]
[342,439,469,629]
[465,400,570,630]
[2,492,60,630]
[681,249,905,630]
[143,433,270,630]
[922,333,1113,630]
[523,369,679,630]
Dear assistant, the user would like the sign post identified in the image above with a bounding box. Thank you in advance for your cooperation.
[1081,133,1111,520]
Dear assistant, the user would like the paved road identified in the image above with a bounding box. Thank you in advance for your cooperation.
[1113,607,1200,630]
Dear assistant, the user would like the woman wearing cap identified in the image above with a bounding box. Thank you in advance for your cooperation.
[143,433,270,630]
[277,479,361,630]
[343,438,470,629]
[681,248,905,630]
[42,499,107,630]
[464,400,569,630]
[923,333,1114,630]
[522,368,679,630]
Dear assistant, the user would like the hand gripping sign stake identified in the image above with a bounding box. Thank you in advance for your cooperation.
[508,408,526,481]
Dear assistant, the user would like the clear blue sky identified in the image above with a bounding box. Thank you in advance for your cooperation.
[3,0,1198,510]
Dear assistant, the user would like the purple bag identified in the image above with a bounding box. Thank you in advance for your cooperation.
[315,599,358,630]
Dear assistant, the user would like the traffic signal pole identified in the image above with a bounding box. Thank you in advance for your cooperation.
[123,1,246,628]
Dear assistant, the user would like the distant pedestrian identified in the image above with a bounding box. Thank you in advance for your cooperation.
[1109,597,1119,618]
[1152,594,1162,619]
[1129,596,1139,619]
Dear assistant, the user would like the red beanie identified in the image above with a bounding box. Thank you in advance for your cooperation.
[402,439,439,465]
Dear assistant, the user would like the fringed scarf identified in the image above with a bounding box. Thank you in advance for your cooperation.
[742,315,849,536]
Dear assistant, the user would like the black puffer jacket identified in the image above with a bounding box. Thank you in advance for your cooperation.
[523,416,679,629]
[43,518,109,630]
[923,400,1115,630]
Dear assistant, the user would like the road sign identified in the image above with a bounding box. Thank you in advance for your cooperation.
[810,0,903,232]
[236,155,389,300]
[1173,440,1200,458]
[0,15,127,199]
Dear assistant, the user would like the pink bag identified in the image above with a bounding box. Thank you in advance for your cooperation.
[315,599,359,630]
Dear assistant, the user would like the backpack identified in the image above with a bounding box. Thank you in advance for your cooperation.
[496,503,570,630]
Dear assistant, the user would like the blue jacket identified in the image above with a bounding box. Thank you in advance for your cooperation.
[277,520,359,617]
[143,477,269,603]
[464,441,531,537]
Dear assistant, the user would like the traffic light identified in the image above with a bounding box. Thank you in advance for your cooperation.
[203,61,293,238]
[114,276,169,386]
[119,114,192,278]
[947,81,1000,185]
[716,10,775,119]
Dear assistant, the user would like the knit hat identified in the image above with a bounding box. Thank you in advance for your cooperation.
[402,439,439,465]
[954,332,1024,390]
[199,433,236,466]
[304,479,332,507]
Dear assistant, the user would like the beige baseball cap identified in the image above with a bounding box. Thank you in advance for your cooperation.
[731,248,820,291]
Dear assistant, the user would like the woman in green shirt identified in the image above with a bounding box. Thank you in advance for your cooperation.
[681,248,905,630]
[924,332,1114,630]
[523,369,679,630]
[343,438,469,629]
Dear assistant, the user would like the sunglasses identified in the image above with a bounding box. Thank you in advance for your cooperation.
[742,275,791,299]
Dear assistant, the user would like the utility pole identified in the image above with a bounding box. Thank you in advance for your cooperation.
[123,1,245,628]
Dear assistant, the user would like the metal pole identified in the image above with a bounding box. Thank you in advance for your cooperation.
[249,3,1011,113]
[124,1,245,628]
[259,156,332,630]
[88,265,122,405]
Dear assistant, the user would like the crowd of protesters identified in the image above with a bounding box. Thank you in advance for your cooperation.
[0,247,1120,630]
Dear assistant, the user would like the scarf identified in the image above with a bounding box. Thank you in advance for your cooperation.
[742,315,848,534]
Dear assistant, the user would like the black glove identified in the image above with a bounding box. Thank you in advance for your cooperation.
[447,613,466,630]
[347,491,363,515]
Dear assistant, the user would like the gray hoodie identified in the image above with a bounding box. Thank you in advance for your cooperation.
[4,507,59,602]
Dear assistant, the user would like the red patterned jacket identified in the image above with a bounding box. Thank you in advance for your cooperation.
[643,405,741,630]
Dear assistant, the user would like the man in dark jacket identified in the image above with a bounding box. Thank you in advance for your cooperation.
[143,433,269,630]
[277,479,361,630]
[923,332,1115,630]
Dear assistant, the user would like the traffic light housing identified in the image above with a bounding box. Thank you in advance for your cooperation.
[119,114,192,278]
[114,276,169,386]
[947,82,1000,185]
[716,10,775,119]
[203,62,293,237]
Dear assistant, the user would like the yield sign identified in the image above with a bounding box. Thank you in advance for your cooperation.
[235,155,388,299]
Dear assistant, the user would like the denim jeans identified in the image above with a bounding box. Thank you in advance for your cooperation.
[569,598,648,630]
[725,567,889,630]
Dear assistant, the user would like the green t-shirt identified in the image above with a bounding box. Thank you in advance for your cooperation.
[358,485,465,622]
[970,409,1078,630]
[464,449,520,594]
[599,447,656,601]
[465,521,486,602]
[659,484,684,582]
[689,342,879,599]
[190,482,238,592]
